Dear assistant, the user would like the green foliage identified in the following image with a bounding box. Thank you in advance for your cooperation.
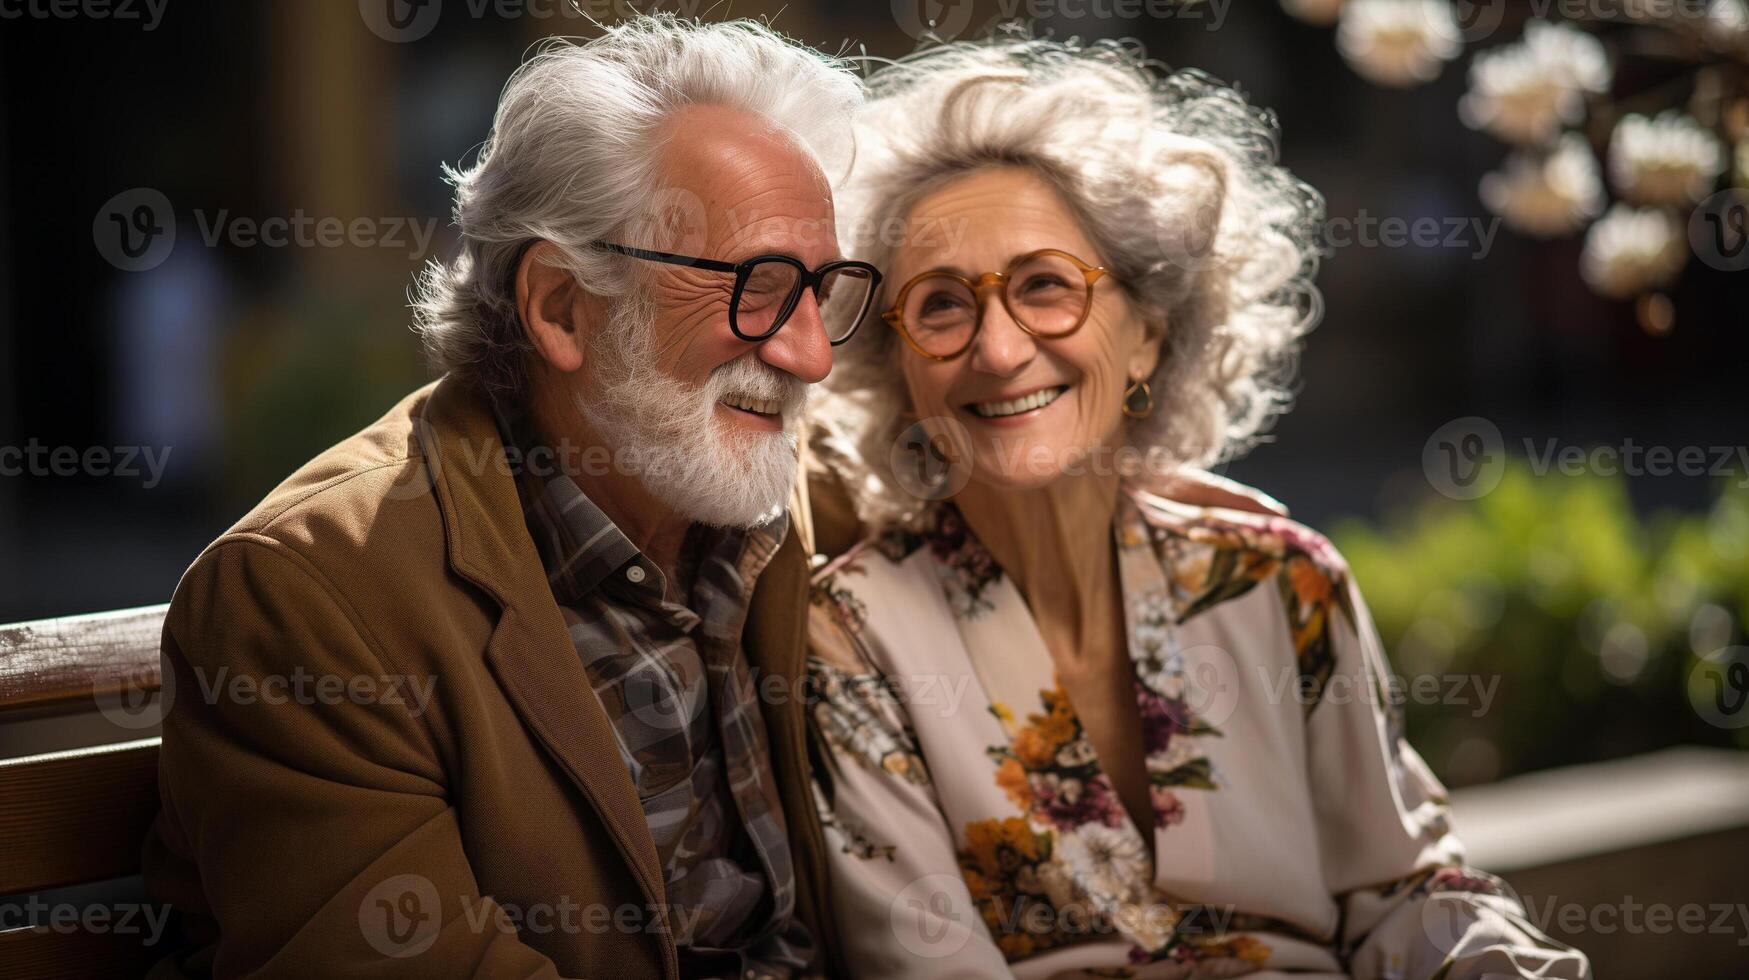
[1331,461,1749,787]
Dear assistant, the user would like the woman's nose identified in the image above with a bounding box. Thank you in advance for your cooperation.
[967,295,1037,377]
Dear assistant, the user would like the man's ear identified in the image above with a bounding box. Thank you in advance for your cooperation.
[517,241,597,374]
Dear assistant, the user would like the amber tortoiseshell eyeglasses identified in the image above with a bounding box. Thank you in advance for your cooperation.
[880,248,1113,361]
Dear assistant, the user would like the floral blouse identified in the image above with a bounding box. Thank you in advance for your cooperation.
[804,487,1589,979]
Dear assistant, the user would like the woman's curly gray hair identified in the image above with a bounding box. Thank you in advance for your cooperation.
[812,33,1325,530]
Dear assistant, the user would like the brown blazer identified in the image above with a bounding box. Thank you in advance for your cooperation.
[143,377,840,979]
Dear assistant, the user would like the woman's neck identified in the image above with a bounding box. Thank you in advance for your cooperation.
[953,465,1125,663]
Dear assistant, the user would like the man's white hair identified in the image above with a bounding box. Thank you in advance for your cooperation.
[813,32,1327,531]
[412,14,863,398]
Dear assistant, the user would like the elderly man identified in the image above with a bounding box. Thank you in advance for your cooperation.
[144,17,871,979]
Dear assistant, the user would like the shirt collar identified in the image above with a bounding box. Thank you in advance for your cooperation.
[493,400,789,608]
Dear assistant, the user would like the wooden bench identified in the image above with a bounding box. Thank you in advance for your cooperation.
[0,604,169,980]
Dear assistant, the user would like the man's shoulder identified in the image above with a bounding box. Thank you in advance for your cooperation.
[187,382,455,595]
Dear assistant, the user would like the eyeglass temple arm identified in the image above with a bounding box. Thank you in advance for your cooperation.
[593,242,739,273]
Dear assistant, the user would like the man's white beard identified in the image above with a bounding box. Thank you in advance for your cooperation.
[576,292,808,529]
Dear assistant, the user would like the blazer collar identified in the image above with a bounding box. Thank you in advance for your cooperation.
[413,376,669,909]
[412,375,814,918]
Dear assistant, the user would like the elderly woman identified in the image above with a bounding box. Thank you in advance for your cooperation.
[801,36,1589,979]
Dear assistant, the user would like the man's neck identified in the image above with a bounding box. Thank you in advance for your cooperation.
[526,384,694,583]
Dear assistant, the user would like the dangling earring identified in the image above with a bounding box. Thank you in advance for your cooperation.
[1122,378,1154,419]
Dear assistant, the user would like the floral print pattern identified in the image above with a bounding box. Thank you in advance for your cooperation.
[877,503,1004,619]
[808,659,930,787]
[1145,502,1356,715]
[806,492,1589,979]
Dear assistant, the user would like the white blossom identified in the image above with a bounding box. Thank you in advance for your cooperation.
[1709,0,1749,40]
[1580,205,1687,298]
[1459,21,1610,145]
[1479,133,1605,237]
[1336,0,1463,88]
[1056,824,1151,902]
[1281,0,1347,26]
[1608,111,1728,206]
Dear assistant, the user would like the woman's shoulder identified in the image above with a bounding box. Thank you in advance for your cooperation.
[1128,486,1347,574]
[1124,486,1354,626]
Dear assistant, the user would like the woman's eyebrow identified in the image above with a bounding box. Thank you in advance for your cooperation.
[920,263,971,276]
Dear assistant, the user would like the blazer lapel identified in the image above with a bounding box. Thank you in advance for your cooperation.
[743,528,845,975]
[414,377,665,907]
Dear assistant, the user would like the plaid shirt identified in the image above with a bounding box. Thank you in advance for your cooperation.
[500,415,813,979]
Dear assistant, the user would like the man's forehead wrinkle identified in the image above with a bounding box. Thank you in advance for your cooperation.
[716,188,832,249]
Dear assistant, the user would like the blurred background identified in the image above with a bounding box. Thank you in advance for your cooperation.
[1,1,1746,975]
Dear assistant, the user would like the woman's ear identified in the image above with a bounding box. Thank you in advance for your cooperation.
[1128,313,1168,385]
[517,241,595,374]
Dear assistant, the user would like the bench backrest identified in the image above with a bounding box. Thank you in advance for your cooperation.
[0,604,169,979]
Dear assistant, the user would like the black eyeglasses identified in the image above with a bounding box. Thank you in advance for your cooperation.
[594,242,882,346]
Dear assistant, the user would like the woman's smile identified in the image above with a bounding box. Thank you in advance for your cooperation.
[962,383,1071,425]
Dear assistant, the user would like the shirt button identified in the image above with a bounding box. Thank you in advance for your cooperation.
[626,565,646,584]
